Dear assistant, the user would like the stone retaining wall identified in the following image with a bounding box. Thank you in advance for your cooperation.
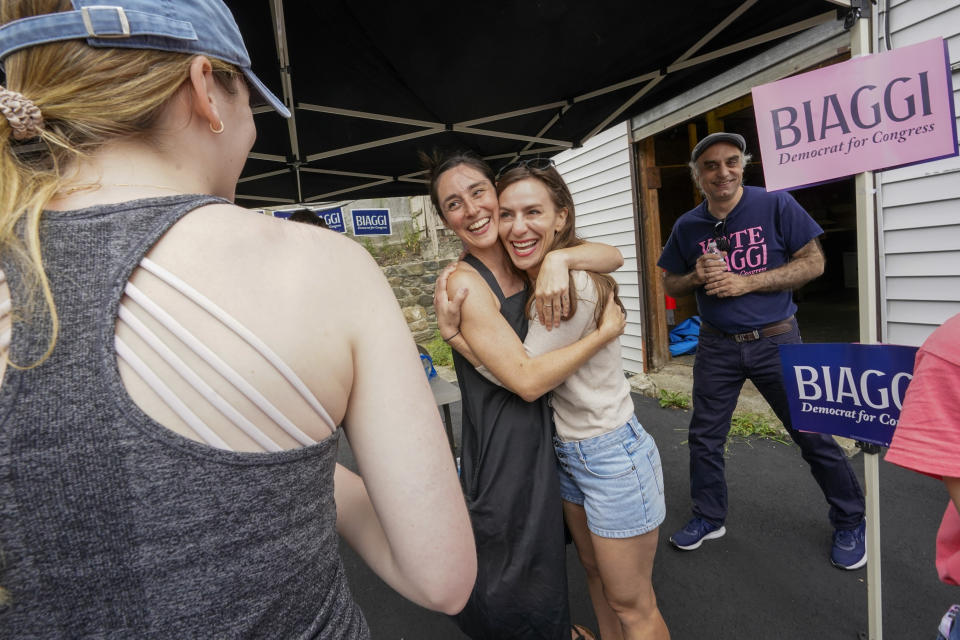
[382,258,456,344]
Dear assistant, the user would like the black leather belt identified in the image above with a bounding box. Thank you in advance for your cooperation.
[700,316,795,343]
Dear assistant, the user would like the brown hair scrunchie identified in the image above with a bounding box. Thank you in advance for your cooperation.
[0,86,44,141]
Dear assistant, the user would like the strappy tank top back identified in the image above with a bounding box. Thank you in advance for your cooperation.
[0,195,368,638]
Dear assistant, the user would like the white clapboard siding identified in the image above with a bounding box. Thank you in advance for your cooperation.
[886,276,960,301]
[886,250,960,276]
[574,190,634,217]
[878,0,960,345]
[885,225,960,253]
[553,122,642,374]
[577,209,636,232]
[883,197,960,230]
[885,0,960,50]
[887,320,954,346]
[886,299,960,324]
[881,170,960,207]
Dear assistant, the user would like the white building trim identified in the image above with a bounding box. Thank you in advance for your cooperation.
[631,20,847,141]
[877,0,960,345]
[554,122,643,374]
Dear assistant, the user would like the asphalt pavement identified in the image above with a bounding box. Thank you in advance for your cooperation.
[337,393,955,639]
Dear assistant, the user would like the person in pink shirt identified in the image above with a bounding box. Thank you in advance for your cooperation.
[885,312,960,639]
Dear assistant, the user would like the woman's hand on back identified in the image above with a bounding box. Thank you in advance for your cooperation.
[534,251,572,330]
[535,243,624,330]
[597,291,626,342]
[434,262,468,340]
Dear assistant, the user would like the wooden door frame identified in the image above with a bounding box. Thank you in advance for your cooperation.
[632,136,670,372]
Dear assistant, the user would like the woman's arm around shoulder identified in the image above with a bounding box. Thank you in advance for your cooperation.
[437,263,497,368]
[455,270,625,402]
[535,241,623,327]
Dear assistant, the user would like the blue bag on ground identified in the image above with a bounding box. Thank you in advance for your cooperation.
[669,316,701,356]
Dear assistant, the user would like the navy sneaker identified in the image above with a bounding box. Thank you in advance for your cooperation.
[831,520,867,570]
[670,516,726,550]
[937,604,959,640]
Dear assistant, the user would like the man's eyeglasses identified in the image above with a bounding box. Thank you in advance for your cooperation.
[496,157,555,180]
[712,219,731,253]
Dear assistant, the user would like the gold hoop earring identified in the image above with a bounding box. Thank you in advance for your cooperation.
[210,120,224,134]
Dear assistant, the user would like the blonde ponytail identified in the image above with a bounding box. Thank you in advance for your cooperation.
[0,0,241,367]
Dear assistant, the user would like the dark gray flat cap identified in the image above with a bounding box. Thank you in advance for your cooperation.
[691,132,746,162]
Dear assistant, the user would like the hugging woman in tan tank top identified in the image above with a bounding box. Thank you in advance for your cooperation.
[0,1,474,636]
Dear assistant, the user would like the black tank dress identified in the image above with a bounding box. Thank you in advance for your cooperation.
[451,254,570,640]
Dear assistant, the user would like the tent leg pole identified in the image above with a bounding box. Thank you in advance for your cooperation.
[865,450,882,640]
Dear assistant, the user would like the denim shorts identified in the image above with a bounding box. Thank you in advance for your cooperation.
[554,415,666,538]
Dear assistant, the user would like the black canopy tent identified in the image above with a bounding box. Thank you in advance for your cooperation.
[228,0,855,207]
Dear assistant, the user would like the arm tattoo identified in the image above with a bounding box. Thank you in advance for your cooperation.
[749,238,825,293]
[663,270,700,298]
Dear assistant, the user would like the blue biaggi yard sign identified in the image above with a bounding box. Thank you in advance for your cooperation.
[317,207,346,232]
[351,208,391,236]
[779,343,919,446]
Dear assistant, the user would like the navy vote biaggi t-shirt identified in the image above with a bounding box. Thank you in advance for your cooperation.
[657,185,823,334]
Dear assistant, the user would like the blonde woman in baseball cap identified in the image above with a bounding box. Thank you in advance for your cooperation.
[0,2,474,636]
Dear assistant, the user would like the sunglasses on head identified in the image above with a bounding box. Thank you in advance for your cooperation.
[712,218,731,253]
[496,157,555,180]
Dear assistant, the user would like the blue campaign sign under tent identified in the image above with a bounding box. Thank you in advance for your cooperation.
[317,207,346,233]
[351,208,391,236]
[779,343,919,446]
[272,208,346,231]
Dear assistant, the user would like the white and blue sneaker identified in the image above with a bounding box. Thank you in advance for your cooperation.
[937,604,959,640]
[831,520,867,570]
[669,516,726,551]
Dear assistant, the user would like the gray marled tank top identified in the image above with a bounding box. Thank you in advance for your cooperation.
[0,195,369,638]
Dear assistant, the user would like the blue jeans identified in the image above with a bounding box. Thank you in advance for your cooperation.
[554,416,666,538]
[688,317,865,529]
[937,622,960,640]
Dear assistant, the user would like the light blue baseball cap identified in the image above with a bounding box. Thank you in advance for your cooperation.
[0,0,290,118]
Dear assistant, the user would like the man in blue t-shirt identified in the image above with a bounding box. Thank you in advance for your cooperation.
[657,132,867,570]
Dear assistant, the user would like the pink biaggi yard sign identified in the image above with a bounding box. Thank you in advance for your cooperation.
[752,38,957,191]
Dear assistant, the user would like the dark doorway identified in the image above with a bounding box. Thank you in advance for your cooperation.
[639,98,860,369]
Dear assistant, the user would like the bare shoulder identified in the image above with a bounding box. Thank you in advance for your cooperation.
[149,202,386,322]
[447,261,499,311]
[179,203,375,274]
[446,260,483,290]
[128,204,378,427]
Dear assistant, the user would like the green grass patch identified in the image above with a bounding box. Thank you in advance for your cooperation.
[658,389,690,410]
[425,329,454,367]
[728,412,790,446]
[676,411,791,453]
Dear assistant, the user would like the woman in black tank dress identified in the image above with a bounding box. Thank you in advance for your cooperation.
[425,153,624,639]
